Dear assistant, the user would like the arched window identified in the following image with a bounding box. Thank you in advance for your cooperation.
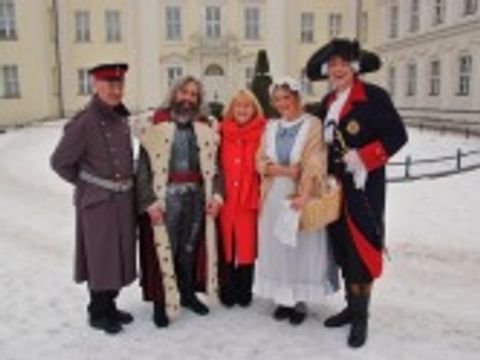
[205,64,224,76]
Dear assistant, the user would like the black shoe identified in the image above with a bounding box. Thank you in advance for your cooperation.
[324,308,353,328]
[112,309,134,325]
[220,288,236,308]
[153,303,170,328]
[348,316,368,348]
[236,292,253,307]
[273,306,292,321]
[289,309,307,326]
[89,315,123,335]
[181,296,209,315]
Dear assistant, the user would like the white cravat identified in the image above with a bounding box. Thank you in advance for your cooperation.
[324,87,351,144]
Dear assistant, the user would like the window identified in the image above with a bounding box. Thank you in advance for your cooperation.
[300,12,314,43]
[245,6,260,40]
[433,0,445,26]
[167,66,183,88]
[75,10,91,42]
[106,10,121,42]
[410,0,420,32]
[328,13,342,38]
[1,64,20,97]
[166,6,181,40]
[78,69,92,96]
[406,62,417,96]
[205,6,221,39]
[245,66,254,88]
[388,65,396,97]
[360,12,368,43]
[390,4,399,39]
[0,0,16,40]
[300,69,314,96]
[464,0,478,15]
[458,55,472,96]
[429,60,441,96]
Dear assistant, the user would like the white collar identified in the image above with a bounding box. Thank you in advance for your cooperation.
[279,113,305,128]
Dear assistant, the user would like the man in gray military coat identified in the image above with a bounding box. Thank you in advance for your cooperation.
[51,63,136,335]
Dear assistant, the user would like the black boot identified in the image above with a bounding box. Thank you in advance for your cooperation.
[273,305,293,321]
[348,285,371,348]
[324,286,353,328]
[107,290,134,325]
[88,291,123,335]
[235,265,254,307]
[177,251,209,316]
[219,263,236,308]
[153,301,169,328]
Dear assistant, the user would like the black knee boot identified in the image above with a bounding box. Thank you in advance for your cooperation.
[88,291,122,334]
[235,265,254,307]
[324,283,353,328]
[348,284,371,348]
[177,253,209,316]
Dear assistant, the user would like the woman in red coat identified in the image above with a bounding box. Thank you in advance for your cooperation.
[219,89,266,307]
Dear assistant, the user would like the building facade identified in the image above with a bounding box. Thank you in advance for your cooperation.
[375,0,480,123]
[1,0,377,126]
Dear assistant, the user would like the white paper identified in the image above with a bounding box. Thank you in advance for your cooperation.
[274,199,300,247]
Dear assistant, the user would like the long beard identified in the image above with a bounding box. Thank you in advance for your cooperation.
[172,100,198,123]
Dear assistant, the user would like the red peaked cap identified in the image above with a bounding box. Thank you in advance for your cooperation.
[89,63,128,81]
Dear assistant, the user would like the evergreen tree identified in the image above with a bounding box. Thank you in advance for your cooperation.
[250,49,277,118]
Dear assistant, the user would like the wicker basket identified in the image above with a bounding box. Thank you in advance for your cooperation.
[299,177,342,232]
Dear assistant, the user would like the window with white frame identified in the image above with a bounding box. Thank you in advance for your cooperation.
[464,0,478,15]
[245,6,260,40]
[429,59,441,96]
[166,6,182,40]
[433,0,445,26]
[0,0,16,40]
[406,62,417,96]
[300,69,314,96]
[390,3,399,39]
[300,12,314,43]
[388,65,396,97]
[1,64,20,97]
[245,66,254,88]
[328,13,342,38]
[75,10,91,42]
[78,69,92,96]
[167,66,183,88]
[410,0,420,32]
[458,54,472,96]
[360,12,369,43]
[106,10,121,43]
[205,6,221,39]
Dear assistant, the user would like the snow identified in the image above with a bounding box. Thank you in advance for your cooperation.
[0,123,479,360]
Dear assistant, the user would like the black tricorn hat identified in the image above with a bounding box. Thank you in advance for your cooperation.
[306,38,381,81]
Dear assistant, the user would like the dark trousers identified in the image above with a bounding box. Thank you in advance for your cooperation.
[138,185,205,303]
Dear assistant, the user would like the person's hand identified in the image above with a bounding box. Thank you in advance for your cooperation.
[343,150,368,190]
[206,198,222,218]
[286,165,301,181]
[290,193,309,211]
[147,203,164,225]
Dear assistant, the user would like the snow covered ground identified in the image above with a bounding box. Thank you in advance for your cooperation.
[0,123,479,360]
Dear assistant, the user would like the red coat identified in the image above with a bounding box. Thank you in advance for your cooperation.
[219,116,266,264]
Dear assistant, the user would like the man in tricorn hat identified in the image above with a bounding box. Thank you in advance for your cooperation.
[51,62,136,335]
[306,39,408,348]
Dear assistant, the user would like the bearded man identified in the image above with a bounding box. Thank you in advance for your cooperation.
[135,76,223,328]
